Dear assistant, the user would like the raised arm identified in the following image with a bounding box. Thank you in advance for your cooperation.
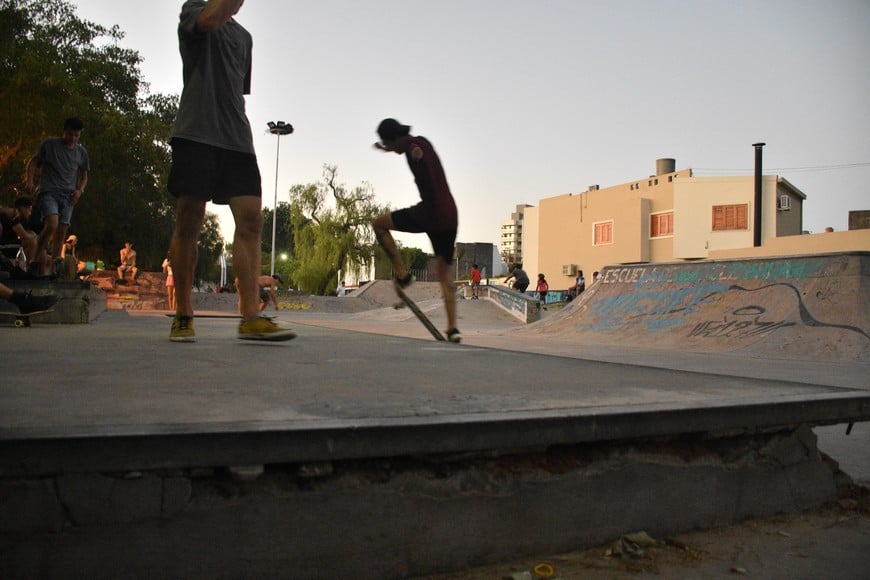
[196,0,245,32]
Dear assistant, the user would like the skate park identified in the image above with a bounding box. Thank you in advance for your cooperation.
[1,252,868,578]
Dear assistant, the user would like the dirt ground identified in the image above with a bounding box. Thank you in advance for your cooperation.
[414,499,870,579]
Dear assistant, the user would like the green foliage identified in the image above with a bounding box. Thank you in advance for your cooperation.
[402,246,430,270]
[288,165,388,295]
[197,214,225,285]
[0,0,225,271]
[373,243,431,280]
[261,200,294,282]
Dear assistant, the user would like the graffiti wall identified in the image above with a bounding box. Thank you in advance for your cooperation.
[572,254,869,356]
[488,286,542,323]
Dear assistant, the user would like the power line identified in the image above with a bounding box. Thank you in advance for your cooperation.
[693,162,870,174]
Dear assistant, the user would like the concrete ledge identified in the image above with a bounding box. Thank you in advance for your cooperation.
[2,389,868,478]
[0,279,95,324]
[0,427,838,579]
[464,284,542,323]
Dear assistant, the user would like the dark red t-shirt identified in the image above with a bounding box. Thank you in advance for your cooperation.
[405,136,458,230]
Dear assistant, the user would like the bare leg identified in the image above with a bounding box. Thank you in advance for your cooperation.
[53,224,68,264]
[21,234,37,266]
[229,196,263,321]
[170,196,207,316]
[436,256,457,331]
[372,213,408,279]
[36,214,59,275]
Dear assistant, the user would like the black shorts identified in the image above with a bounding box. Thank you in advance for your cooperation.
[391,207,457,265]
[168,138,262,205]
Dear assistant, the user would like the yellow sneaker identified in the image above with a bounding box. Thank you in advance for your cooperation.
[238,315,297,341]
[170,315,196,342]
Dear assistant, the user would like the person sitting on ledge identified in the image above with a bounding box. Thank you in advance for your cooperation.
[0,197,38,272]
[60,234,79,281]
[117,241,139,282]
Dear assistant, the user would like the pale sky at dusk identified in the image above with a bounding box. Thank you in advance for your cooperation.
[72,0,870,249]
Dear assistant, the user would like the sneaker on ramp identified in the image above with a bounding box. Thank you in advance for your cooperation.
[238,315,297,341]
[170,315,196,342]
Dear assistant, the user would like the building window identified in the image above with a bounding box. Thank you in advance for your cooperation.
[650,211,674,238]
[712,204,748,231]
[593,221,613,245]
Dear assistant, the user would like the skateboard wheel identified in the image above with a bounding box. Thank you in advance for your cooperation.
[13,318,25,328]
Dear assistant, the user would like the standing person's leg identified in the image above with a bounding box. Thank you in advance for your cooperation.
[231,196,295,341]
[229,196,262,321]
[47,196,74,276]
[35,213,58,276]
[429,227,460,342]
[170,196,207,317]
[435,256,457,333]
[51,222,69,274]
[372,213,409,282]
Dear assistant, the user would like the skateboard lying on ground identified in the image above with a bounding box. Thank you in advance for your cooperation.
[0,309,53,328]
[393,286,445,341]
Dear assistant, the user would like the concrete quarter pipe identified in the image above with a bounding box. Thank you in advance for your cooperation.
[532,252,869,361]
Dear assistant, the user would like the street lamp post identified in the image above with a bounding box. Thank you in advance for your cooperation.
[267,120,293,276]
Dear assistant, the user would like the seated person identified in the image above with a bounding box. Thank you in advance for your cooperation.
[117,241,138,281]
[60,234,79,281]
[0,197,38,270]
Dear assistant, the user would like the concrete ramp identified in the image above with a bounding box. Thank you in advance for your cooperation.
[529,252,869,361]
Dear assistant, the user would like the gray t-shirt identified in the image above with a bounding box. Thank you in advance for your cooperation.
[512,268,529,286]
[170,0,255,154]
[36,137,90,193]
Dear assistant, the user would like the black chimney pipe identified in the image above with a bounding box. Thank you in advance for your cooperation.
[752,142,765,247]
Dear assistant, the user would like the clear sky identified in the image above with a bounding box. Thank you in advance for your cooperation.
[72,0,870,248]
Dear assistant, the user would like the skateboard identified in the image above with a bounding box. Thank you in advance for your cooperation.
[0,309,53,328]
[164,313,244,319]
[393,286,445,341]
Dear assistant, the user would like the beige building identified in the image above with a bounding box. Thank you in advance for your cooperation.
[519,158,870,290]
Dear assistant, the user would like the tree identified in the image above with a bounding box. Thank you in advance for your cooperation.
[195,213,225,286]
[0,0,224,270]
[374,244,431,280]
[261,200,293,275]
[288,165,388,295]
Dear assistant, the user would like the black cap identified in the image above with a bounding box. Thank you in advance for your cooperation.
[377,118,411,141]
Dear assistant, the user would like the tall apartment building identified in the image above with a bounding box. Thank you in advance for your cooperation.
[499,204,532,266]
[522,158,810,288]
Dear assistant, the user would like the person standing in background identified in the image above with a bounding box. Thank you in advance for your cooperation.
[27,117,89,277]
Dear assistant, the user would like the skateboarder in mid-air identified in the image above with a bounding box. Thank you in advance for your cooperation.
[372,118,461,343]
